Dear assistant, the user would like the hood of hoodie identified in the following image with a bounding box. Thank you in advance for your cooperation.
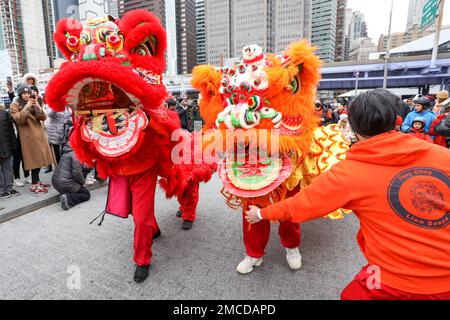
[347,131,430,166]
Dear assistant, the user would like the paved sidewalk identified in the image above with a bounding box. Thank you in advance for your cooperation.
[0,170,106,224]
[0,175,366,300]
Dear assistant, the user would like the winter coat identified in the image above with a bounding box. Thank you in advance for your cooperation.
[176,104,189,130]
[45,107,72,145]
[0,106,17,158]
[52,144,85,194]
[433,113,450,148]
[429,113,449,148]
[10,98,56,170]
[408,128,433,143]
[401,110,436,133]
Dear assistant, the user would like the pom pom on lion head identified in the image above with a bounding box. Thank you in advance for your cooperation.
[45,10,177,178]
[191,40,322,156]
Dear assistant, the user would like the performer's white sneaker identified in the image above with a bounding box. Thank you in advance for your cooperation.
[286,248,302,270]
[236,255,263,274]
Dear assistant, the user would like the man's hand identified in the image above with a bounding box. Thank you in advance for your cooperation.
[245,205,262,224]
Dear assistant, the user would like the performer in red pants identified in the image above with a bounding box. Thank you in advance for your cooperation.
[237,189,302,274]
[177,181,200,230]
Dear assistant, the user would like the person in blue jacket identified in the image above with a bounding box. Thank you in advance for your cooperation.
[401,98,436,133]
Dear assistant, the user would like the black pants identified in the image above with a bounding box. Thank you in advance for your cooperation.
[31,168,41,184]
[13,138,29,179]
[66,186,91,207]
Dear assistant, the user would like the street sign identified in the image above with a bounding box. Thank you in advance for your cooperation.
[422,0,439,28]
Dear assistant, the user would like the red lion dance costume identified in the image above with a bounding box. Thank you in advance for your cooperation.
[192,42,350,274]
[45,11,213,282]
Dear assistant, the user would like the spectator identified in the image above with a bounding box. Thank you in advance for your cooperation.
[407,116,433,143]
[432,112,450,149]
[167,99,177,112]
[246,89,450,300]
[6,83,15,104]
[10,83,55,194]
[404,98,414,112]
[0,102,20,199]
[44,106,72,173]
[397,99,412,120]
[432,90,450,115]
[52,143,91,210]
[333,103,348,122]
[401,98,436,133]
[338,114,356,144]
[176,98,189,130]
[314,100,333,126]
[22,73,39,87]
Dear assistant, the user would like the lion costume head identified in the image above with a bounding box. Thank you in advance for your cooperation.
[46,10,178,178]
[192,41,324,201]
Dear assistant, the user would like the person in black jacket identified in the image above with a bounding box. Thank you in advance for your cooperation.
[0,103,20,199]
[176,98,189,130]
[52,143,90,210]
[434,112,450,149]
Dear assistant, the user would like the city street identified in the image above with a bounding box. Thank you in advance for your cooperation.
[0,175,366,300]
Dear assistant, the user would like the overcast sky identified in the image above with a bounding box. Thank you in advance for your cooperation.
[347,0,450,41]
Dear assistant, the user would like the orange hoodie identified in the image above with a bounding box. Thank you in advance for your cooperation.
[261,131,450,294]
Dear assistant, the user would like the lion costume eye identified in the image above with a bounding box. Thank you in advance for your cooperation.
[290,76,300,94]
[134,45,149,56]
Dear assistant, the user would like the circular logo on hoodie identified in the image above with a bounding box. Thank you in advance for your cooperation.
[388,168,449,229]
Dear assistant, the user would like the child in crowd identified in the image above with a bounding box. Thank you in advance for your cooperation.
[407,116,433,143]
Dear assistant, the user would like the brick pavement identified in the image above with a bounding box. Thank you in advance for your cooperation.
[0,175,366,300]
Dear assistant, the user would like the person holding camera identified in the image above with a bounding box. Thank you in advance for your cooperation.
[10,83,55,194]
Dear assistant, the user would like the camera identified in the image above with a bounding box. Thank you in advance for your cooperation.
[30,94,36,100]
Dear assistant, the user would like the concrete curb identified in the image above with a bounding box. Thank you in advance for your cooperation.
[0,182,107,225]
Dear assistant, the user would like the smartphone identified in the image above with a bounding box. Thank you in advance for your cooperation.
[30,94,36,99]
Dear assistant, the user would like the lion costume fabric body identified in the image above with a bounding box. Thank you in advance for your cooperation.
[192,41,350,263]
[45,10,213,268]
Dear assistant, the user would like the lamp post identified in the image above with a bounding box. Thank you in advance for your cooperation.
[383,0,394,89]
[430,0,445,70]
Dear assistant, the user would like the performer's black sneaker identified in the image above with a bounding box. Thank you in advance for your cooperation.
[182,220,193,230]
[152,228,161,240]
[176,210,182,218]
[134,265,150,283]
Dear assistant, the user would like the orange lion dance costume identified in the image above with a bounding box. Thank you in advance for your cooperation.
[192,41,349,274]
[45,11,213,282]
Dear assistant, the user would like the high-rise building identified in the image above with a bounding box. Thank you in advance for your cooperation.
[196,0,206,65]
[406,0,426,31]
[106,0,119,17]
[205,0,231,65]
[165,0,178,75]
[0,12,5,51]
[334,0,347,62]
[311,0,338,63]
[1,0,27,76]
[343,7,352,60]
[205,0,312,65]
[118,0,166,26]
[175,0,197,74]
[53,0,80,22]
[272,0,312,52]
[377,24,443,52]
[1,0,55,75]
[42,0,57,68]
[349,11,367,42]
[348,37,377,61]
